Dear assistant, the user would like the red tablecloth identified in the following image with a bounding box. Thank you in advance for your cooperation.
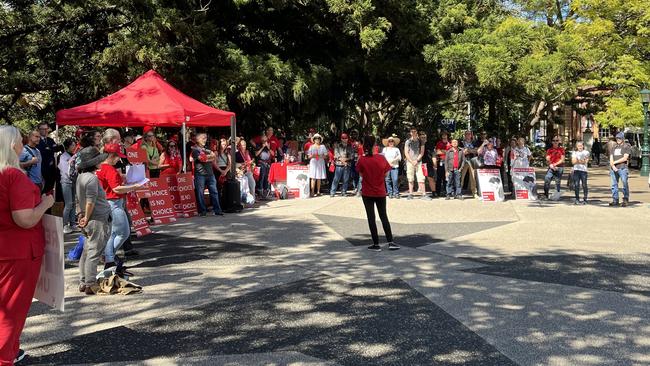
[269,162,301,184]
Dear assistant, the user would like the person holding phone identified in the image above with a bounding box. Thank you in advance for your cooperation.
[0,126,54,364]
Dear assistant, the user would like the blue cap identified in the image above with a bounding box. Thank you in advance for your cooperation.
[616,132,624,139]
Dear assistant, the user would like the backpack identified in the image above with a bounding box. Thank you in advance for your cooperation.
[68,153,79,184]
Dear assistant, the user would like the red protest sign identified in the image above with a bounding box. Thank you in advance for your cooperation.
[164,175,183,217]
[126,192,152,237]
[147,178,177,225]
[177,173,197,217]
[126,146,148,165]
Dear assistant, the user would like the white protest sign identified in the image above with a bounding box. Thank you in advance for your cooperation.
[477,169,505,202]
[34,214,65,312]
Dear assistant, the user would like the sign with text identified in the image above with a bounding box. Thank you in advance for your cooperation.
[148,178,177,224]
[126,146,148,165]
[177,173,198,217]
[164,174,184,217]
[34,215,65,312]
[512,167,537,200]
[127,192,152,237]
[439,118,456,132]
[477,169,505,202]
[286,165,309,199]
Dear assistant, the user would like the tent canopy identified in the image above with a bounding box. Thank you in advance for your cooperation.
[56,70,235,127]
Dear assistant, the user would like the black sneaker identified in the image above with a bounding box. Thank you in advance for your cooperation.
[609,201,619,207]
[214,211,224,216]
[15,349,26,364]
[367,244,381,252]
[621,200,628,207]
[388,242,400,250]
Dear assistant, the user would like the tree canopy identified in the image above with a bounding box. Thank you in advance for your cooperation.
[1,0,648,137]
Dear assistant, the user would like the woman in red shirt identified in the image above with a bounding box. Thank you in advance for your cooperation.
[356,135,398,252]
[0,126,54,364]
[96,143,142,269]
[159,139,182,175]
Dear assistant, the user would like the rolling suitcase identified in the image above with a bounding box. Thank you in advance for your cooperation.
[222,178,243,213]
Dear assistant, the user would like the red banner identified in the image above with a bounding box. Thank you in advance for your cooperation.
[148,178,177,225]
[177,173,198,217]
[164,175,184,217]
[126,192,152,237]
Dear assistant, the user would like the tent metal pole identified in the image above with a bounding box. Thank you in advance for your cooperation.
[230,115,236,177]
[182,118,188,173]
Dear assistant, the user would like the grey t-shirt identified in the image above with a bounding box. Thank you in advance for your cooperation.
[572,150,590,172]
[611,143,632,169]
[76,172,111,221]
[405,138,421,162]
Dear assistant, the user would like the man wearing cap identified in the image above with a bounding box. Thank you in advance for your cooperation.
[96,143,143,271]
[75,146,112,294]
[542,135,565,200]
[609,132,632,207]
[330,133,354,197]
[404,127,426,200]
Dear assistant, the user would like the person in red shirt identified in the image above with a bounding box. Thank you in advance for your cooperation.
[543,135,566,200]
[0,126,54,365]
[251,127,280,152]
[435,132,452,196]
[96,143,142,269]
[159,139,183,175]
[356,135,398,252]
[444,139,466,200]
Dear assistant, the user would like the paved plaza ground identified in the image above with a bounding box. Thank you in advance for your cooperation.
[22,167,650,365]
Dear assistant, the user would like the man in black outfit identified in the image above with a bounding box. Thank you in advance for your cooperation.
[36,122,62,193]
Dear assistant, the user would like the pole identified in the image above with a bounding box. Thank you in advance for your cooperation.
[641,103,649,176]
[230,115,237,177]
[182,117,188,173]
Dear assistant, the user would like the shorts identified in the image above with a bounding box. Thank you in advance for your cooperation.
[406,162,425,183]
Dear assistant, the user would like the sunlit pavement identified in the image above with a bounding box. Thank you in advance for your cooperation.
[23,169,649,365]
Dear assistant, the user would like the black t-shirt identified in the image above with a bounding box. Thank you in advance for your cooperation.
[191,146,213,176]
[423,142,436,169]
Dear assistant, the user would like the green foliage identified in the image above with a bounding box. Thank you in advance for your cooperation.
[0,0,648,138]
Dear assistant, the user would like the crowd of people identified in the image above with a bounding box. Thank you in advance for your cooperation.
[0,119,642,365]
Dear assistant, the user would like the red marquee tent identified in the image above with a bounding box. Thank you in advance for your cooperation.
[56,70,235,127]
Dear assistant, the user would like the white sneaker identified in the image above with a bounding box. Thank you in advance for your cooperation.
[63,225,73,234]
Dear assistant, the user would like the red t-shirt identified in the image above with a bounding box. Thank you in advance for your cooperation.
[546,147,565,167]
[160,153,182,175]
[253,135,280,151]
[0,167,45,260]
[436,140,451,159]
[303,141,313,153]
[356,154,391,197]
[96,163,124,200]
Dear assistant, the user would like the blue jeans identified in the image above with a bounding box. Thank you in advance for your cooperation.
[105,199,129,263]
[610,167,629,201]
[195,174,223,214]
[543,167,564,196]
[385,167,399,196]
[258,161,270,191]
[573,170,588,200]
[61,181,76,227]
[330,166,351,195]
[446,170,461,196]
